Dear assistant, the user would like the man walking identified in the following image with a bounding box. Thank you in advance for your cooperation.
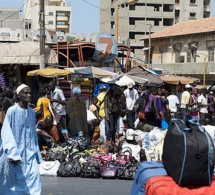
[124,82,139,129]
[0,84,42,194]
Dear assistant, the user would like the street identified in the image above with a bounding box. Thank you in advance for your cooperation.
[41,176,133,195]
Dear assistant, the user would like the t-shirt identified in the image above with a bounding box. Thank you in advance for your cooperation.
[97,92,106,117]
[50,87,66,116]
[180,91,190,109]
[167,95,179,112]
[198,94,208,113]
[124,88,139,111]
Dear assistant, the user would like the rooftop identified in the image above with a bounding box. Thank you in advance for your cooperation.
[141,17,215,40]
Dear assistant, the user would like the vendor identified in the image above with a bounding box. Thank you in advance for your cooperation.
[36,115,59,150]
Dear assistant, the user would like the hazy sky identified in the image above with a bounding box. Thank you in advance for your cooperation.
[0,0,214,35]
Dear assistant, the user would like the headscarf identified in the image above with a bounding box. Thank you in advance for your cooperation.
[16,84,29,95]
[72,86,81,95]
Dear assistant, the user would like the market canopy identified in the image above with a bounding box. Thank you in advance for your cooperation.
[65,66,116,79]
[27,67,71,78]
[101,74,148,86]
[127,66,163,87]
[159,75,200,85]
[0,42,58,65]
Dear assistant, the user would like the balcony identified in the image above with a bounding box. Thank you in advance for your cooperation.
[57,16,69,21]
[57,24,69,29]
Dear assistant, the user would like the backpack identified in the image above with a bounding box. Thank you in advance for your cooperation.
[162,118,215,186]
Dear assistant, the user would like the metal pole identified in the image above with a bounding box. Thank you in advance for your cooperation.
[39,0,45,69]
[203,56,206,86]
[148,23,152,67]
[114,2,118,72]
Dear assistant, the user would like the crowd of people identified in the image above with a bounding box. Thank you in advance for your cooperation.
[0,79,215,194]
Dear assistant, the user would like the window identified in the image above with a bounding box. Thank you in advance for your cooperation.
[49,12,53,16]
[111,21,114,29]
[48,21,53,25]
[190,12,196,19]
[173,43,182,63]
[207,41,215,62]
[187,51,191,62]
[159,45,167,63]
[190,0,196,5]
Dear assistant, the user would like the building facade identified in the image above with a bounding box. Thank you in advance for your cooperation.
[100,0,211,60]
[24,0,71,33]
[0,8,24,30]
[141,17,215,85]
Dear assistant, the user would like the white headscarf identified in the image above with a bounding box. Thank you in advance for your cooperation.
[16,84,29,95]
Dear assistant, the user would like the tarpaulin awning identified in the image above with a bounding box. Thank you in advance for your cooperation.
[101,74,148,86]
[159,75,200,85]
[0,42,58,65]
[27,67,71,78]
[127,66,163,87]
[65,66,115,79]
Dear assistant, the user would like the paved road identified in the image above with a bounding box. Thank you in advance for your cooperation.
[41,176,133,195]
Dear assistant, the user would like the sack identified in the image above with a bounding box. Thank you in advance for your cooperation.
[57,159,82,177]
[117,161,140,180]
[35,104,44,119]
[162,119,215,186]
[161,118,169,130]
[101,161,119,178]
[146,176,215,195]
[39,160,60,176]
[130,161,168,195]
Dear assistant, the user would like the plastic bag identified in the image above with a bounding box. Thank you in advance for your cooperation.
[161,119,169,130]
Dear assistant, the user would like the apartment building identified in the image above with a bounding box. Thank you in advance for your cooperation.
[24,0,71,33]
[0,8,23,30]
[100,0,211,60]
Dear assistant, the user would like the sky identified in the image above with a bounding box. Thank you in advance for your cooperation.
[0,0,214,35]
[0,0,100,35]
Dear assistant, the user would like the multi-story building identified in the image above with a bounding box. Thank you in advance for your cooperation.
[100,0,211,60]
[0,8,24,30]
[24,0,71,33]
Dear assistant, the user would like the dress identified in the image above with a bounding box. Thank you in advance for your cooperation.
[0,103,42,195]
[66,97,88,138]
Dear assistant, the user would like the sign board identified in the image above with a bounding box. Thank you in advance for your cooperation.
[93,32,118,63]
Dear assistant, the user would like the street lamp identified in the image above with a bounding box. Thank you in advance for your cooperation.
[195,53,208,86]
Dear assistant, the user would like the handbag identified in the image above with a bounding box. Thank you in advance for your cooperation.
[116,147,133,165]
[39,160,60,176]
[101,161,119,178]
[35,103,44,119]
[57,159,82,177]
[117,161,140,180]
[80,162,101,178]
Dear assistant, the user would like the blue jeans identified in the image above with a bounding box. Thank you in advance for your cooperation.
[126,110,136,129]
[107,113,119,142]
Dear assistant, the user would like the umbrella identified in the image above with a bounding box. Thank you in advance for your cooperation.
[159,75,200,85]
[27,67,71,78]
[101,74,148,86]
[65,66,114,78]
[127,66,163,87]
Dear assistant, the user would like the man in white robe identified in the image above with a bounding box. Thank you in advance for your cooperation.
[0,84,42,195]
